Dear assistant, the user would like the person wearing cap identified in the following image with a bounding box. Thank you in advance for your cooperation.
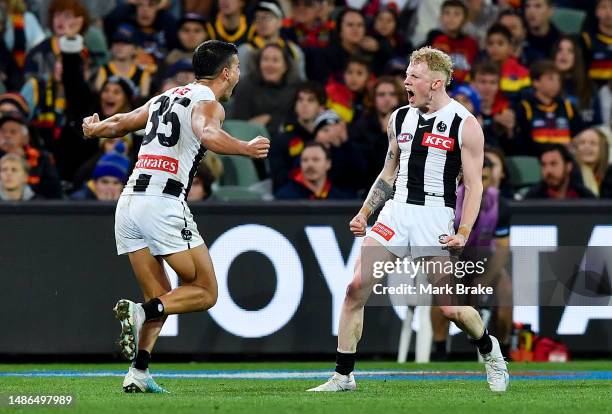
[93,23,151,99]
[0,153,40,201]
[166,13,211,67]
[275,141,356,200]
[206,0,253,46]
[0,93,30,119]
[0,112,62,198]
[70,149,130,201]
[451,84,481,117]
[311,108,366,192]
[237,0,305,80]
[270,81,326,191]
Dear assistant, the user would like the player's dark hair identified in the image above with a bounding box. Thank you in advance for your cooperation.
[471,59,501,79]
[295,81,327,105]
[486,23,513,44]
[441,0,467,17]
[303,141,331,159]
[529,59,560,81]
[540,144,573,164]
[193,40,238,80]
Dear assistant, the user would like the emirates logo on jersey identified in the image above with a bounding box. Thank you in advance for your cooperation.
[371,222,395,241]
[422,133,455,151]
[135,154,179,174]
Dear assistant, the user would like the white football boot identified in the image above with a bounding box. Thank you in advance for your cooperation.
[122,367,168,393]
[482,336,510,392]
[307,372,357,392]
[113,299,145,361]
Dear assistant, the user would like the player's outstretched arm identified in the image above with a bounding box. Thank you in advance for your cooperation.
[446,116,484,248]
[82,100,152,139]
[192,100,269,159]
[350,112,400,237]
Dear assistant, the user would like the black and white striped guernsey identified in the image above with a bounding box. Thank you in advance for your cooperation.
[391,99,474,209]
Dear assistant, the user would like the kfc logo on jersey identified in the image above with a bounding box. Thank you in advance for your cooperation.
[422,133,455,151]
[135,154,179,174]
[397,132,413,143]
[371,222,395,241]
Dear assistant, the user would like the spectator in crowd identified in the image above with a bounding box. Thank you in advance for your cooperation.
[237,0,305,81]
[274,141,355,199]
[325,55,370,123]
[70,148,128,200]
[103,0,178,75]
[187,155,224,202]
[0,112,62,198]
[470,60,515,152]
[1,0,46,70]
[72,75,138,188]
[553,35,602,128]
[523,0,561,61]
[432,157,512,360]
[462,0,499,48]
[24,0,90,81]
[165,13,209,67]
[206,0,252,46]
[229,43,299,134]
[485,145,515,199]
[497,8,538,68]
[451,84,480,115]
[158,59,196,91]
[572,127,610,196]
[524,144,595,199]
[580,0,612,87]
[309,8,376,83]
[515,60,581,156]
[311,108,365,191]
[484,23,530,102]
[0,92,29,119]
[425,0,479,85]
[93,24,152,100]
[350,76,404,190]
[182,0,215,19]
[270,81,326,191]
[0,152,39,200]
[282,0,335,49]
[369,4,412,74]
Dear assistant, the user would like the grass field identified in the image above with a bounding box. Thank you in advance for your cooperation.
[1,361,611,414]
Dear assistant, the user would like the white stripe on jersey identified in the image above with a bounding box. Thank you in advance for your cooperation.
[392,99,474,208]
[123,83,215,199]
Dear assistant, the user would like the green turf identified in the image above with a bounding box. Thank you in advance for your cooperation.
[0,362,610,414]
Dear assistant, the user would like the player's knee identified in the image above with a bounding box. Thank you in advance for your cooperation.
[439,306,460,321]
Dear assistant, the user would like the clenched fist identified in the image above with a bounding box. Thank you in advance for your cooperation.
[82,113,100,138]
[349,212,368,237]
[247,136,270,159]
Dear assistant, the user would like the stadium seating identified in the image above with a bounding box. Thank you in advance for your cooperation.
[218,155,260,187]
[551,7,586,34]
[221,120,270,142]
[506,156,541,190]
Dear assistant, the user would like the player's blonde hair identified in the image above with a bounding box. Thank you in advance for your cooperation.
[409,47,453,86]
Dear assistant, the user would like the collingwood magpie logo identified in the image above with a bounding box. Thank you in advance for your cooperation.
[437,121,447,132]
[181,228,193,241]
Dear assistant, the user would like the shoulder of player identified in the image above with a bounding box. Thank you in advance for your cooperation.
[459,115,483,145]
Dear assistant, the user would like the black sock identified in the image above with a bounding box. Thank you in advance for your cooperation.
[500,343,510,358]
[335,351,356,375]
[141,298,164,321]
[133,350,150,371]
[471,329,493,355]
[434,340,447,355]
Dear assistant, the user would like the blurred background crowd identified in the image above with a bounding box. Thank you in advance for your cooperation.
[0,0,611,203]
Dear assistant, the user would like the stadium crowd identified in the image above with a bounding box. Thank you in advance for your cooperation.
[0,0,611,202]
